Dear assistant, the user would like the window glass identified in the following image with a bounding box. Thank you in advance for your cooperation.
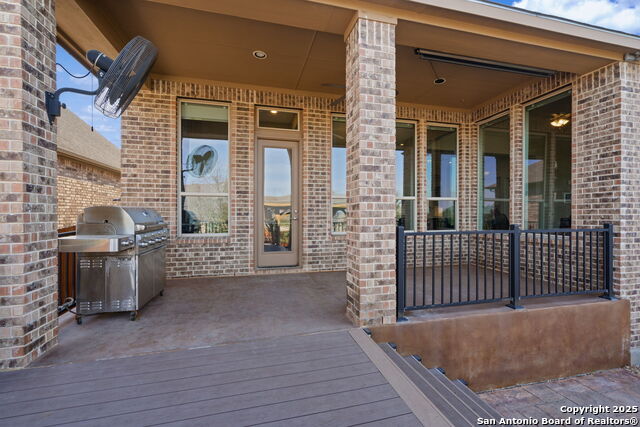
[258,109,299,130]
[525,92,572,229]
[331,116,347,233]
[427,126,457,230]
[480,116,510,230]
[180,102,229,234]
[396,122,416,230]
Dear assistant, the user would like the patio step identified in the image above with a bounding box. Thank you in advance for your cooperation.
[378,342,500,425]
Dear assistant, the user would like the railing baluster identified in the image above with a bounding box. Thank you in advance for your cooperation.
[582,231,586,291]
[413,235,417,307]
[492,232,496,299]
[596,230,600,290]
[554,232,558,294]
[483,234,487,300]
[476,234,479,301]
[458,235,462,303]
[532,232,536,295]
[422,235,426,306]
[569,231,573,292]
[589,231,593,291]
[467,234,470,302]
[432,234,435,305]
[500,232,504,299]
[441,234,444,305]
[540,233,551,294]
[562,233,566,293]
[525,232,529,296]
[450,234,454,304]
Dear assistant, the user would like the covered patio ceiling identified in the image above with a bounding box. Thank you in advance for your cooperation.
[57,0,640,109]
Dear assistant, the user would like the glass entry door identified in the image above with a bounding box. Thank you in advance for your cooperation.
[257,140,300,267]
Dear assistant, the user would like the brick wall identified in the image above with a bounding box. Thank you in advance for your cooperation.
[0,0,58,368]
[573,61,640,349]
[57,155,120,229]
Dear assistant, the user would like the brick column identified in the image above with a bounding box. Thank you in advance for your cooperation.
[344,14,397,326]
[509,105,524,227]
[0,0,58,368]
[573,61,640,364]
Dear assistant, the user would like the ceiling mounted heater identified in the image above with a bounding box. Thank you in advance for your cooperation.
[46,36,158,124]
[415,48,556,77]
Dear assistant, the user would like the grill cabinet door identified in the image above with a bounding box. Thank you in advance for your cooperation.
[105,256,136,312]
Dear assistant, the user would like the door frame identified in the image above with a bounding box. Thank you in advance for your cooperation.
[255,107,302,268]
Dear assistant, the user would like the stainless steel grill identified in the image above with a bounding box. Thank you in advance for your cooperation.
[59,206,168,323]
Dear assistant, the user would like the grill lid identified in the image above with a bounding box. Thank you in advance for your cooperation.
[77,206,165,235]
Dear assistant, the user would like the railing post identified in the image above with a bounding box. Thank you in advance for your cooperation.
[507,224,523,309]
[396,225,407,320]
[601,223,616,300]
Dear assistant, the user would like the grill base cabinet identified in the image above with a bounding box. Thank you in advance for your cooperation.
[60,206,168,323]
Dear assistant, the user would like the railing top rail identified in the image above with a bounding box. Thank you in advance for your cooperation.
[522,227,608,233]
[404,229,514,236]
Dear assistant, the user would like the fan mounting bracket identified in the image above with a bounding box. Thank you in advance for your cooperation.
[46,86,99,125]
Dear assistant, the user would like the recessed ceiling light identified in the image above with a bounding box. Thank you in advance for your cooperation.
[270,110,278,114]
[252,50,267,59]
[434,77,446,85]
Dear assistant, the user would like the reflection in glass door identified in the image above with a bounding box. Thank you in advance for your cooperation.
[257,140,299,267]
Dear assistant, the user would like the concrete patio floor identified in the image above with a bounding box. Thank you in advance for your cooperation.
[34,271,351,367]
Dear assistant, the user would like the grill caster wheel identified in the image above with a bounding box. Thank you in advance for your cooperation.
[76,316,83,325]
[159,290,164,296]
[130,311,137,321]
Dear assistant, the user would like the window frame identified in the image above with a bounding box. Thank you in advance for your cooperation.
[477,113,510,230]
[329,117,418,233]
[256,107,300,131]
[522,89,572,230]
[426,123,460,231]
[177,98,232,238]
[396,119,418,232]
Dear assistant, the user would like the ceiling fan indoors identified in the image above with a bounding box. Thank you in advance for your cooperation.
[46,36,158,124]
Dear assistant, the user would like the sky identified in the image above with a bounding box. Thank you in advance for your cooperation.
[488,0,640,35]
[55,1,640,147]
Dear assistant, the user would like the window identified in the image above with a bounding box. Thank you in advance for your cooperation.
[427,125,458,230]
[479,115,510,230]
[330,118,417,232]
[258,108,299,130]
[525,91,572,229]
[396,122,416,230]
[179,101,230,235]
[331,116,347,233]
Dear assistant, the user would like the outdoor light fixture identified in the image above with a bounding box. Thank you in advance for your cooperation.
[550,113,570,127]
[415,48,556,77]
[252,50,268,59]
[270,109,278,114]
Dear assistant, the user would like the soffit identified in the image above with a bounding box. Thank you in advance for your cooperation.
[58,0,621,109]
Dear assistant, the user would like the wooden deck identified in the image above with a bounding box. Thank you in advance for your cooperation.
[0,331,422,427]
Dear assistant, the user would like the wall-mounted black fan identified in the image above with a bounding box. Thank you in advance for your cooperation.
[46,36,157,124]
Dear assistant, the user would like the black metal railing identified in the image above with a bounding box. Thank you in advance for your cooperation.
[396,224,614,316]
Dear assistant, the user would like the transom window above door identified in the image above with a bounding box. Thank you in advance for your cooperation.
[257,108,299,130]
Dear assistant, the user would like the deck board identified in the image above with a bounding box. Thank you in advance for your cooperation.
[0,331,422,427]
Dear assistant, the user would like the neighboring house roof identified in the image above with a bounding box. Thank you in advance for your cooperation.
[57,108,121,172]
